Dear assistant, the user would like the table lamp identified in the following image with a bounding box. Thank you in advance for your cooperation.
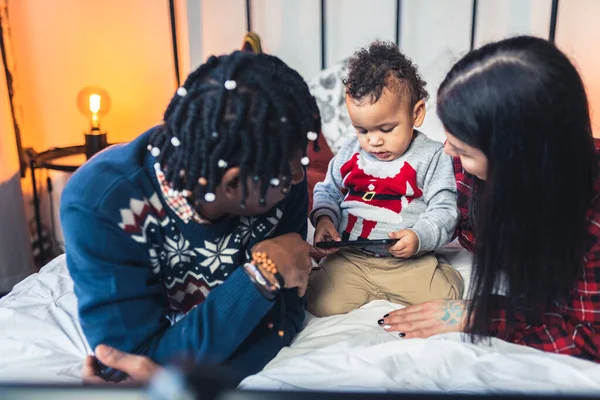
[77,86,111,159]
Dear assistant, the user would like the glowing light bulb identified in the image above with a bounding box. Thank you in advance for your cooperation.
[89,94,101,113]
[89,94,101,129]
[77,87,111,131]
[77,86,111,160]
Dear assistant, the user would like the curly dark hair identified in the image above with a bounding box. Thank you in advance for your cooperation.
[343,41,429,106]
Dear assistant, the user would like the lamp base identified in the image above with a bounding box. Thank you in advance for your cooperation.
[84,131,108,160]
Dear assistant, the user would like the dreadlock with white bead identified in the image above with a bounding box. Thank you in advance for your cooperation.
[148,51,321,211]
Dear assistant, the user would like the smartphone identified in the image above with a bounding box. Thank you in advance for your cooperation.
[95,359,129,383]
[315,238,397,250]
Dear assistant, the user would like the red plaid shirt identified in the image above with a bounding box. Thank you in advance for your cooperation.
[454,139,600,362]
[155,168,209,224]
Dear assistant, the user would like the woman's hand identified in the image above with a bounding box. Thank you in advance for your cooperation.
[313,216,341,255]
[388,230,419,258]
[252,233,313,296]
[82,345,162,385]
[379,300,468,338]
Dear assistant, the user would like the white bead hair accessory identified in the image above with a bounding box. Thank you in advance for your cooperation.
[170,137,181,147]
[307,131,318,141]
[153,162,161,171]
[280,117,288,123]
[224,80,237,90]
[150,147,161,157]
[181,190,190,197]
[204,192,216,202]
[147,144,153,151]
[270,178,280,186]
[217,159,228,168]
[300,156,310,166]
[211,131,219,139]
[176,87,187,97]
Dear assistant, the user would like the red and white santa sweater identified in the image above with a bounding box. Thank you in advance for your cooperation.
[310,132,459,255]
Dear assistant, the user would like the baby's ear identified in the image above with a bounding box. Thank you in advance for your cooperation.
[413,99,427,128]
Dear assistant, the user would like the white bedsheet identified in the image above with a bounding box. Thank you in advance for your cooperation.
[0,255,88,383]
[1,248,600,394]
[240,300,600,394]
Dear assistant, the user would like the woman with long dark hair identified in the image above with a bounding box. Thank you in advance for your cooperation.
[381,36,600,361]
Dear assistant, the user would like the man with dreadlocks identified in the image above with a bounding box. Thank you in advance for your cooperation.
[60,51,320,382]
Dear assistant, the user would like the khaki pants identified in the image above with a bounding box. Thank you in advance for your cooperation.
[306,249,464,317]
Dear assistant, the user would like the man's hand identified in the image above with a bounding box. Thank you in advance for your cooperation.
[388,229,419,258]
[82,345,161,385]
[313,216,341,255]
[252,233,312,296]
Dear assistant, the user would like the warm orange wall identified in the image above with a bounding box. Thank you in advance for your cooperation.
[556,0,600,138]
[9,0,179,151]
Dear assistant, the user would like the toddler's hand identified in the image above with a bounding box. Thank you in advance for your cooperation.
[314,216,341,255]
[388,229,419,258]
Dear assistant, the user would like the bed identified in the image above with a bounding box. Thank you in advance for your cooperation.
[1,60,600,395]
[1,243,600,394]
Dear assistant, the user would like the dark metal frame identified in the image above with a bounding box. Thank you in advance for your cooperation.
[317,0,478,63]
[549,0,559,42]
[246,0,252,32]
[320,0,326,69]
[10,0,569,266]
[395,0,402,47]
[24,146,84,264]
[168,0,181,87]
[0,6,26,177]
[470,0,478,51]
[468,0,559,51]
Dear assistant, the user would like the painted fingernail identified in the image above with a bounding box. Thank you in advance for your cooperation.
[398,332,406,338]
[384,314,389,318]
[383,325,391,329]
[377,319,384,325]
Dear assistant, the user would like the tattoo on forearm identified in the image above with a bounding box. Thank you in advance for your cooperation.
[440,301,464,325]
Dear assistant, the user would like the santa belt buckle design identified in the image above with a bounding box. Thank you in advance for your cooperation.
[362,191,376,201]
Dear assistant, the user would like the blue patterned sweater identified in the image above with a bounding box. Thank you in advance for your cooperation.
[60,127,306,380]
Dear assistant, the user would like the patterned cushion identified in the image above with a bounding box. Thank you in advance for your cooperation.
[308,61,355,155]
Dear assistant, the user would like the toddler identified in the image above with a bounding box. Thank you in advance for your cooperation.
[307,42,463,317]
